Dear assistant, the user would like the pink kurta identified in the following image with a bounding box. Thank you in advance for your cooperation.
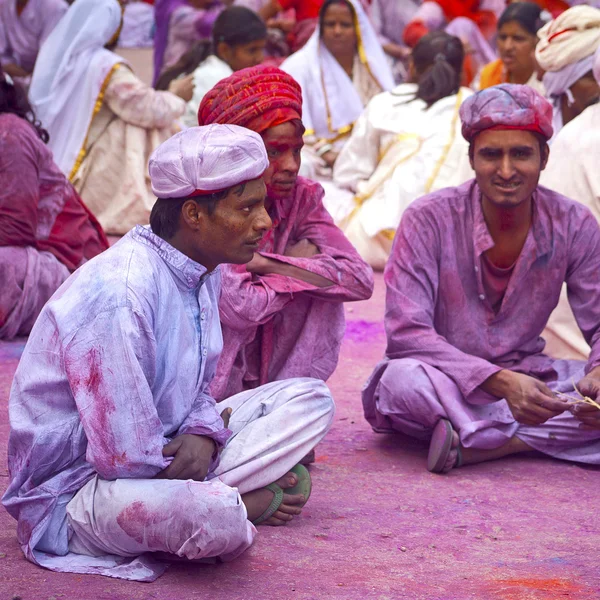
[211,177,374,400]
[0,0,67,73]
[363,180,600,462]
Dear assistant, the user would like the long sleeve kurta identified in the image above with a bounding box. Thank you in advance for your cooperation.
[73,65,185,234]
[540,103,600,361]
[378,180,600,401]
[211,177,374,400]
[2,226,230,577]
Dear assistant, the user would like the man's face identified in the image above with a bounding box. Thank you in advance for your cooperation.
[197,178,271,267]
[564,72,600,124]
[470,129,548,209]
[261,121,304,202]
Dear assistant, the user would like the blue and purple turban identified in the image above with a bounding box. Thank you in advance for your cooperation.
[459,84,554,143]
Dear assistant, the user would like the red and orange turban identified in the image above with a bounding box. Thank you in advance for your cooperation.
[197,65,303,134]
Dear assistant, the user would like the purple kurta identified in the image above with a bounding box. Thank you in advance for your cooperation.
[0,0,67,72]
[211,177,374,400]
[363,180,600,461]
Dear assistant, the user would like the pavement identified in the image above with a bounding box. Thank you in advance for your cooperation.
[0,273,598,600]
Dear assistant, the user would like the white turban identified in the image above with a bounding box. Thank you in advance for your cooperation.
[535,6,600,137]
[149,124,269,199]
[536,5,600,72]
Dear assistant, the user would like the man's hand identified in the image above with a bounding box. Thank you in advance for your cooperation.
[157,408,232,481]
[571,376,600,430]
[482,370,569,426]
[285,239,319,258]
[246,252,270,274]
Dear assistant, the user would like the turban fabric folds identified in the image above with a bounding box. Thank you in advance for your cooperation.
[149,124,269,199]
[460,83,554,142]
[197,65,303,133]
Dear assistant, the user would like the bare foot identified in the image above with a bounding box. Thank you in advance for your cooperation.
[442,431,460,473]
[242,472,306,526]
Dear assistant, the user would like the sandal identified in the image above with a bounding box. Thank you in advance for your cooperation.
[252,464,312,525]
[427,419,462,473]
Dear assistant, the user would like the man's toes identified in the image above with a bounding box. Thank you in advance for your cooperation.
[275,472,298,489]
[277,501,304,516]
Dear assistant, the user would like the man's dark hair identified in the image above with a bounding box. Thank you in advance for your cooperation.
[149,189,229,239]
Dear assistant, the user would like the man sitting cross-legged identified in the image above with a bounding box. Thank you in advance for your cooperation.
[362,84,600,474]
[2,125,335,581]
[197,65,374,405]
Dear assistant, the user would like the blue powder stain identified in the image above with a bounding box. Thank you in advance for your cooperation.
[0,339,27,361]
[344,320,385,343]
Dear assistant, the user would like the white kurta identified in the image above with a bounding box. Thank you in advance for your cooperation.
[2,226,335,581]
[331,83,474,270]
[182,55,233,129]
[539,103,600,360]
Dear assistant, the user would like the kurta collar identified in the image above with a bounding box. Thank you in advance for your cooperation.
[131,225,217,290]
[470,183,552,261]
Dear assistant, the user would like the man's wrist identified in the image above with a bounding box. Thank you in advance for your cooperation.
[480,369,514,398]
[583,366,600,383]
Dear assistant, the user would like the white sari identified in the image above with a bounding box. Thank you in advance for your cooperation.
[280,0,394,143]
[29,0,124,178]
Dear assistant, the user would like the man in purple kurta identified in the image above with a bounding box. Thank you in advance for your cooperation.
[363,84,600,473]
[198,66,375,402]
[0,0,67,79]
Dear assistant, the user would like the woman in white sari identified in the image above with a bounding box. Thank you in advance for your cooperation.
[280,0,394,182]
[29,0,191,235]
[332,32,474,270]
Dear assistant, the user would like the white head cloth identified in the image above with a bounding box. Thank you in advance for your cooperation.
[149,124,269,199]
[536,5,600,137]
[29,0,125,178]
[536,5,600,72]
[280,0,394,139]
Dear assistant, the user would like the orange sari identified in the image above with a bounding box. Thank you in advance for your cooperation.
[479,58,504,90]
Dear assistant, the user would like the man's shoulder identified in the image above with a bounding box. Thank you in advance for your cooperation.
[404,179,476,221]
[536,184,597,222]
[46,232,166,328]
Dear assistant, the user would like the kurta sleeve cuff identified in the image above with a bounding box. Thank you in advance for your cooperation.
[461,363,503,403]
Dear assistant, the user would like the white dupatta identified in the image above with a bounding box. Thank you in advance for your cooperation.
[29,0,125,179]
[280,0,394,141]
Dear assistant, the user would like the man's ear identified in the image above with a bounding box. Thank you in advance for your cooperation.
[180,199,204,231]
[540,143,550,171]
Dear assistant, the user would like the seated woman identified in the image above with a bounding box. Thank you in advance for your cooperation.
[478,2,546,94]
[280,0,394,182]
[153,0,224,85]
[0,67,108,340]
[156,6,267,128]
[0,0,67,84]
[332,32,474,270]
[29,0,192,235]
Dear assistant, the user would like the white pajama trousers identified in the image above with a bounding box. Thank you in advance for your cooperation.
[65,378,335,562]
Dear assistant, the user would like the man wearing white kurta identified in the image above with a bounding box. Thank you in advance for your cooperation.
[2,125,335,582]
[540,45,600,361]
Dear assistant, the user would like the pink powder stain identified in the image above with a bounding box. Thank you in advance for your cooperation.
[117,501,167,548]
[66,347,122,472]
[344,320,385,343]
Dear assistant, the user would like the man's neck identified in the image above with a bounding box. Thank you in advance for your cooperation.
[481,195,533,268]
[159,231,215,273]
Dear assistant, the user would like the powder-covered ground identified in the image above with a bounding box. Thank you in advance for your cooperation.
[1,273,598,599]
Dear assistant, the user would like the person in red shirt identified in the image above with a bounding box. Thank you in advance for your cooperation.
[0,66,108,339]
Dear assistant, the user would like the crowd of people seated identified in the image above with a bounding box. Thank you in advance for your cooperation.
[1,0,600,585]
